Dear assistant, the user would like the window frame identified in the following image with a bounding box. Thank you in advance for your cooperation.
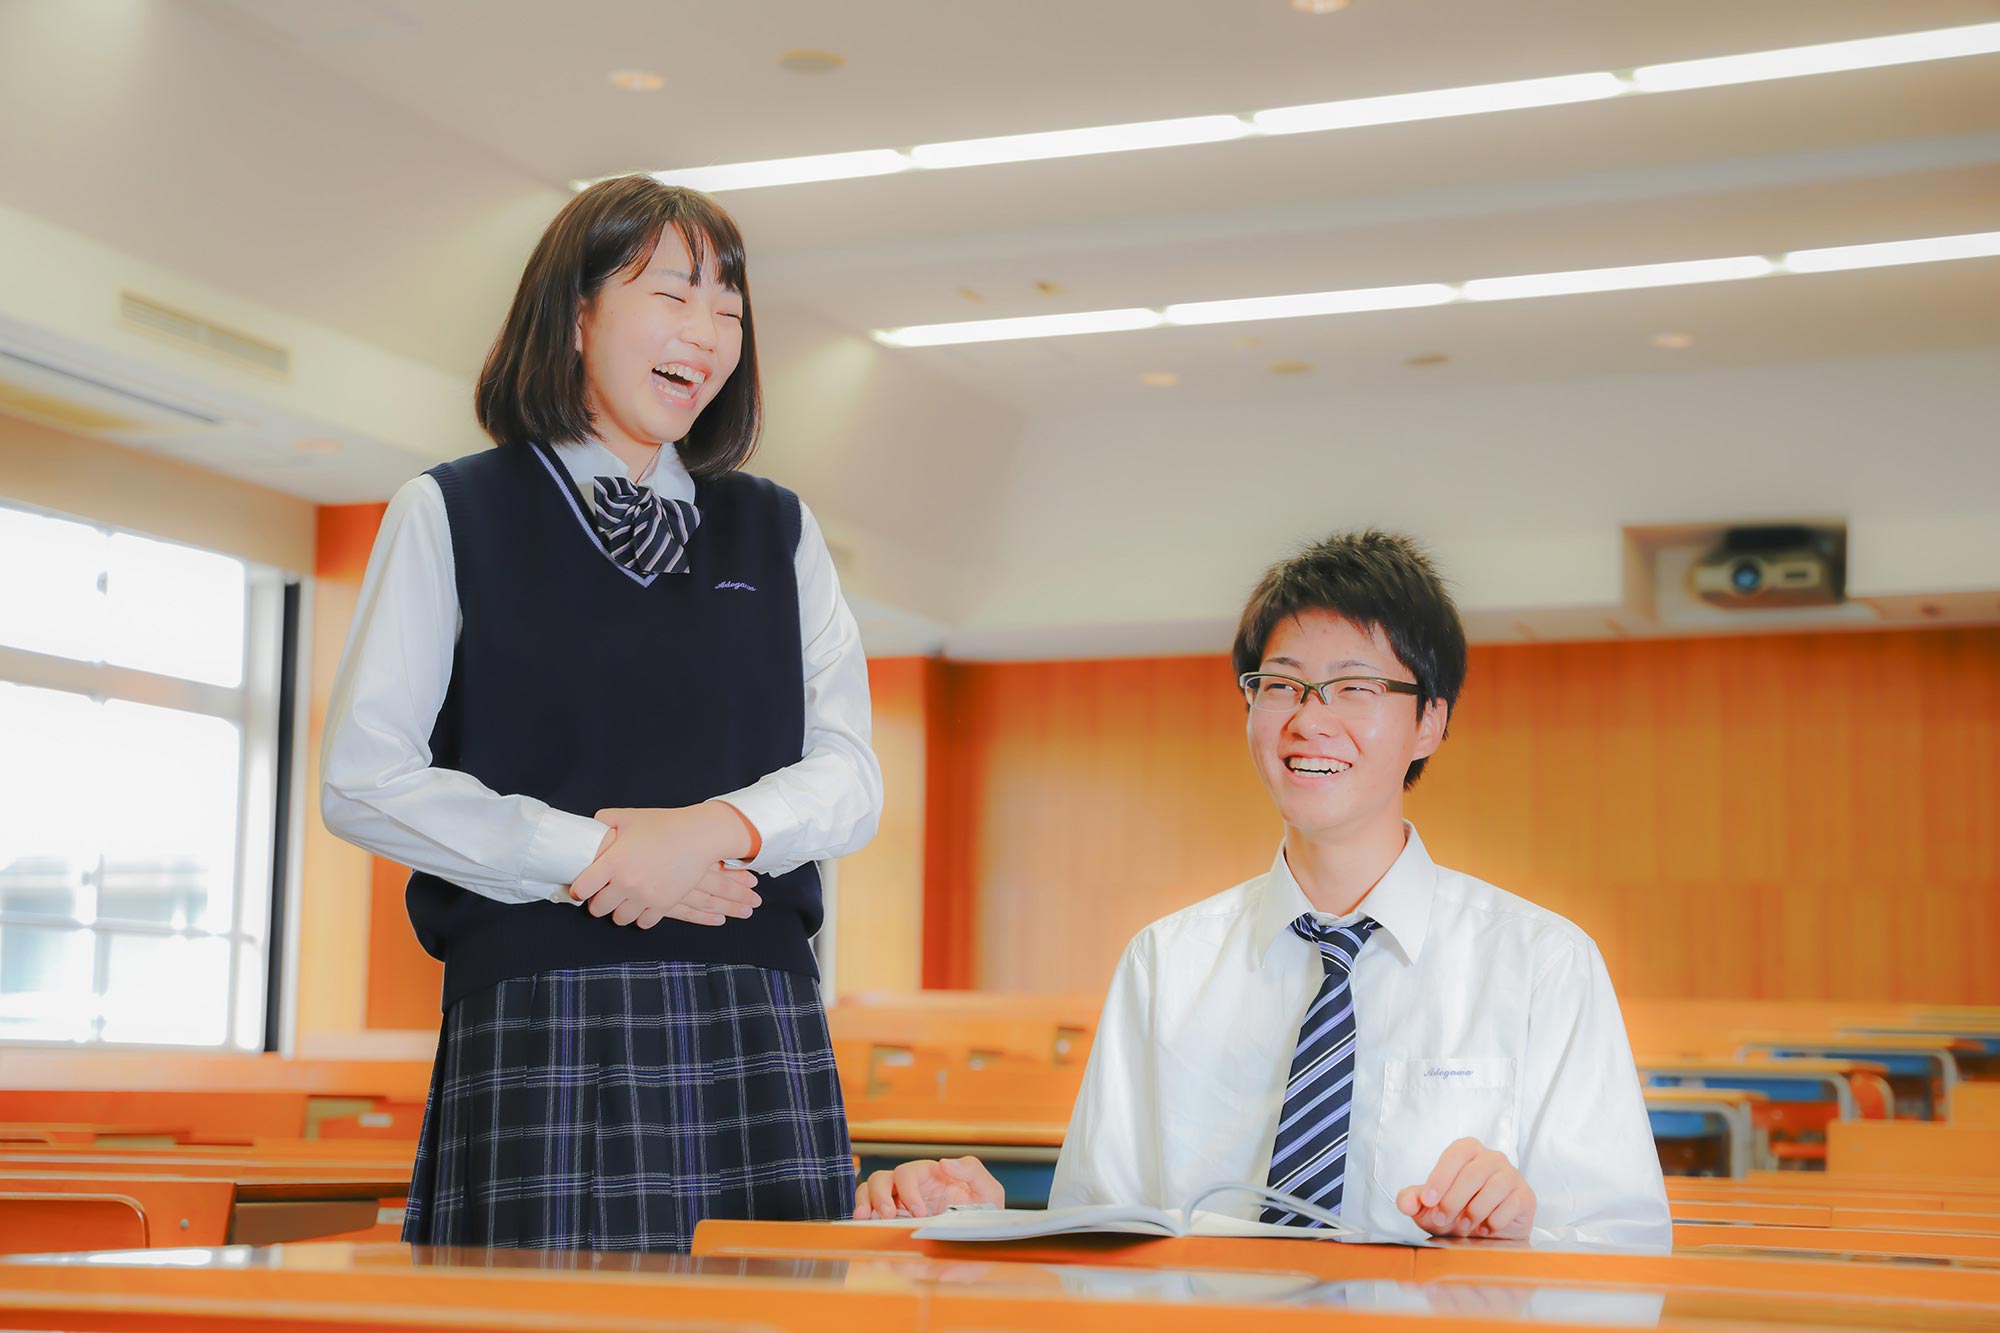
[0,500,286,1051]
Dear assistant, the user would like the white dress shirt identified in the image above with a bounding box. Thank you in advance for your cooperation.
[320,440,883,906]
[1049,824,1671,1250]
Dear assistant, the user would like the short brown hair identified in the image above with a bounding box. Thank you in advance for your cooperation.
[1232,530,1467,789]
[475,176,761,477]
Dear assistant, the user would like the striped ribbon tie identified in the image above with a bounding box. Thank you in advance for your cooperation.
[593,476,699,576]
[1262,913,1379,1226]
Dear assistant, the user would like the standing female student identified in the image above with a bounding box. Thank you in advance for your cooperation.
[321,177,882,1252]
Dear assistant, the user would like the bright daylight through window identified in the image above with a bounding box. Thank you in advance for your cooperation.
[0,503,283,1048]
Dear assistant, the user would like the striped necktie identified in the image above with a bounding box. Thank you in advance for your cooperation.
[592,476,699,576]
[1262,913,1379,1226]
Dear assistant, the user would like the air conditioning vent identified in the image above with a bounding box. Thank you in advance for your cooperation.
[119,292,292,378]
[0,346,224,432]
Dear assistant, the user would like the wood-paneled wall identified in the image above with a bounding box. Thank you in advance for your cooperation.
[833,656,928,995]
[932,629,2000,1003]
[300,503,424,1036]
[924,657,1273,990]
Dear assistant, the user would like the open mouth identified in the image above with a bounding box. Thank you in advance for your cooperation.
[652,361,709,403]
[1284,757,1353,778]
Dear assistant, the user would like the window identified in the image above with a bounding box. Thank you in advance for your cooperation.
[0,503,285,1048]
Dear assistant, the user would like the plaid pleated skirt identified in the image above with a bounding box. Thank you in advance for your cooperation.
[401,961,854,1253]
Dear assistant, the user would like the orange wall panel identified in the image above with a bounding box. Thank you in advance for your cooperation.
[297,503,389,1037]
[366,854,440,1028]
[313,504,387,581]
[834,655,929,995]
[312,502,441,1032]
[929,629,2000,1005]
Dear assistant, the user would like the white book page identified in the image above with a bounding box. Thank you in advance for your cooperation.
[912,1204,1182,1241]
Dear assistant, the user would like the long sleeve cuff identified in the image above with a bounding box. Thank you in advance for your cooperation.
[525,806,612,905]
[713,782,806,875]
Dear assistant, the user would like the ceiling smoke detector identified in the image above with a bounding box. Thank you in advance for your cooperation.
[606,69,664,92]
[776,50,845,74]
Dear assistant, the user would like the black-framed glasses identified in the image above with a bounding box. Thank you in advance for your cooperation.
[1239,671,1421,714]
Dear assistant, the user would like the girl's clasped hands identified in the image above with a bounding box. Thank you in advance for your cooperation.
[570,801,763,928]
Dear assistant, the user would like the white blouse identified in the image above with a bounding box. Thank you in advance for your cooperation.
[319,439,883,905]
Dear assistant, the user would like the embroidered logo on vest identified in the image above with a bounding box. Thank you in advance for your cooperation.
[715,581,757,592]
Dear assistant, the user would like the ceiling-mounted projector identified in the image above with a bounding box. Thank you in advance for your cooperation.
[1691,525,1844,609]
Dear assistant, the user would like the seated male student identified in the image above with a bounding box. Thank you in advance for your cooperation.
[855,531,1670,1247]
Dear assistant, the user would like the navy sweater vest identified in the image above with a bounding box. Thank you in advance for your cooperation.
[411,443,821,1009]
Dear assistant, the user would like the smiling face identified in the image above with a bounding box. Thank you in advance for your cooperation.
[1247,610,1448,850]
[577,225,743,452]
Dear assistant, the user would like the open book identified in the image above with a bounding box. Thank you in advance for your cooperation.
[909,1184,1361,1242]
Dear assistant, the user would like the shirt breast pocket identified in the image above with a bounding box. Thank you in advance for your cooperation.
[1369,1056,1519,1204]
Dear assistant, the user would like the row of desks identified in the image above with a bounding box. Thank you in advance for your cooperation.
[4,1230,1998,1333]
[3,1138,2000,1329]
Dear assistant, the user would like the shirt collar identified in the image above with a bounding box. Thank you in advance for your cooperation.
[1253,821,1437,968]
[551,438,694,510]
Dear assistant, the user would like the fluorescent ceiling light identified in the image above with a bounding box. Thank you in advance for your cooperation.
[1461,256,1774,302]
[602,22,2000,192]
[1163,284,1457,325]
[872,308,1164,348]
[910,116,1251,169]
[1781,229,2000,273]
[646,149,911,193]
[1631,21,2000,92]
[1252,73,1627,135]
[870,231,1996,347]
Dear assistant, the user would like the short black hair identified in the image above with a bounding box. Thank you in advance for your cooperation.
[1231,530,1467,788]
[475,176,761,477]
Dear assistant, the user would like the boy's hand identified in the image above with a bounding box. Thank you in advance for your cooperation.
[1394,1137,1535,1240]
[570,804,760,927]
[853,1157,1004,1219]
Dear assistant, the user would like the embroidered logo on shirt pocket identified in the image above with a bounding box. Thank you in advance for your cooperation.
[1369,1055,1518,1213]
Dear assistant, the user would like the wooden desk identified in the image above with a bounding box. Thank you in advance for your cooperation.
[1641,1058,1894,1167]
[0,1052,431,1099]
[1845,1022,2000,1079]
[1669,1170,2000,1209]
[693,1218,2000,1305]
[0,1159,409,1247]
[1952,1082,2000,1128]
[0,1150,411,1183]
[849,1118,1067,1208]
[934,1276,1999,1332]
[1673,1220,2000,1260]
[848,1118,1067,1150]
[1411,1240,2000,1305]
[1670,1197,2000,1235]
[1638,1057,1883,1120]
[20,1240,1986,1333]
[695,1217,1417,1281]
[1408,1273,2000,1332]
[1645,1087,1766,1177]
[1735,1034,1978,1119]
[1828,1120,2000,1181]
[0,1243,923,1332]
[0,1090,311,1142]
[0,1122,183,1146]
[0,1052,432,1140]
